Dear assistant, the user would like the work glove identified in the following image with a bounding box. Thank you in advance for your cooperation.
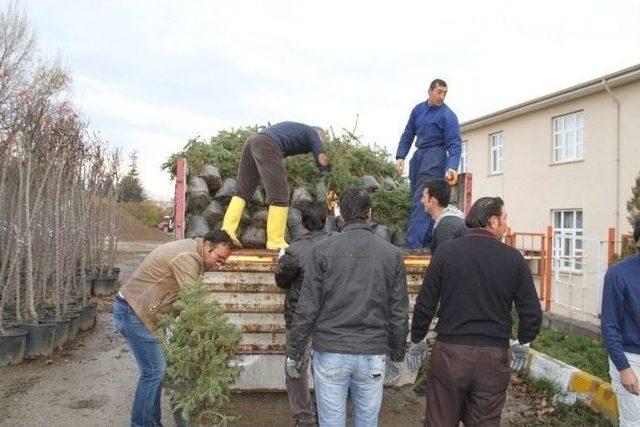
[445,168,458,186]
[509,340,530,372]
[395,159,404,175]
[384,359,403,385]
[326,191,339,213]
[406,340,428,372]
[285,357,303,379]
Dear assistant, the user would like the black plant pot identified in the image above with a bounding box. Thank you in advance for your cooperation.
[93,277,117,296]
[67,313,82,341]
[0,328,28,366]
[173,409,208,427]
[20,322,57,359]
[79,303,98,331]
[84,277,95,296]
[42,318,71,350]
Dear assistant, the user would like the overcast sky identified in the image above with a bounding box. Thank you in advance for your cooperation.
[22,0,640,200]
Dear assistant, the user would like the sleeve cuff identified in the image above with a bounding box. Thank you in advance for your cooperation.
[612,355,630,371]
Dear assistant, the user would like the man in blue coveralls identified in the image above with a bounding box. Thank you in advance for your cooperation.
[395,79,462,250]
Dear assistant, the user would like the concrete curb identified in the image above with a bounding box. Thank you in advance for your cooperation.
[526,348,618,423]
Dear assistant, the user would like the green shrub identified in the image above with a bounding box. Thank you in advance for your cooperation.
[162,127,257,181]
[162,124,410,230]
[158,281,242,426]
[120,201,168,228]
[531,328,610,381]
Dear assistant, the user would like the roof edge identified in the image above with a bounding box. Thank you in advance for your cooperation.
[461,64,640,132]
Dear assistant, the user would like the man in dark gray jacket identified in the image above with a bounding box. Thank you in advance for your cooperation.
[286,188,409,427]
[275,201,330,427]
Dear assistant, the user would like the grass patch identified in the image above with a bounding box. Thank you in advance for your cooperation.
[522,375,613,427]
[531,328,610,381]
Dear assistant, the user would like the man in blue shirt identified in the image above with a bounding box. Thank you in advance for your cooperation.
[601,220,640,427]
[395,79,462,250]
[221,121,330,250]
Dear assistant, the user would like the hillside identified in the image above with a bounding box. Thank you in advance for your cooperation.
[117,206,173,242]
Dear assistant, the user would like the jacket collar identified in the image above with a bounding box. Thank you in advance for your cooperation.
[299,230,328,240]
[467,228,498,240]
[342,223,372,232]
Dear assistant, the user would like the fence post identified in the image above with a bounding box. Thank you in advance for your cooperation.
[505,227,513,247]
[607,227,616,266]
[462,172,473,217]
[174,157,187,240]
[544,226,553,312]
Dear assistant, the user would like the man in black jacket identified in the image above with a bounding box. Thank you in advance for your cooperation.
[275,201,330,427]
[409,196,542,427]
[286,188,409,427]
[413,178,468,395]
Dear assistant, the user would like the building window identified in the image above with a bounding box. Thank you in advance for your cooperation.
[489,132,503,174]
[552,209,583,271]
[553,111,583,162]
[458,141,468,173]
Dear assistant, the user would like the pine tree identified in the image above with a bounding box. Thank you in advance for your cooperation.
[627,170,640,227]
[118,151,145,202]
[158,281,241,425]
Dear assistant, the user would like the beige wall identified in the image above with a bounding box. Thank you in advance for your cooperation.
[462,80,639,241]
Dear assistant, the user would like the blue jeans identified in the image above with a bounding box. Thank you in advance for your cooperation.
[113,297,166,427]
[312,352,386,427]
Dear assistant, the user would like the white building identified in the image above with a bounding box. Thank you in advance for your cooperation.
[460,64,640,321]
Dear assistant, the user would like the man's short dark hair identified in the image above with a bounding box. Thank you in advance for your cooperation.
[299,200,327,232]
[339,188,371,224]
[429,79,447,91]
[465,197,504,229]
[204,229,234,248]
[634,219,640,245]
[421,179,451,208]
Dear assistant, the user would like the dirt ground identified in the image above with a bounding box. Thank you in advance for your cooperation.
[117,208,173,243]
[0,240,543,427]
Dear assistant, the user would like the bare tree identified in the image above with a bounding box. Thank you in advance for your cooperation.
[0,3,121,333]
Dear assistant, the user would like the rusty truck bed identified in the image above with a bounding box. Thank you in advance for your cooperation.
[205,249,430,390]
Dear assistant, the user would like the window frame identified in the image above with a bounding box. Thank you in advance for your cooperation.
[552,209,583,273]
[552,110,584,163]
[489,132,503,175]
[458,140,468,173]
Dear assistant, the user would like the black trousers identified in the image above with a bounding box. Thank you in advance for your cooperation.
[236,134,289,206]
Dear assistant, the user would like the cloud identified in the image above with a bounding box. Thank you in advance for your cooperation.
[21,0,640,200]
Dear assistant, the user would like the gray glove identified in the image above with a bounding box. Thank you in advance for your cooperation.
[384,359,403,385]
[509,340,530,372]
[285,357,302,379]
[406,340,428,372]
